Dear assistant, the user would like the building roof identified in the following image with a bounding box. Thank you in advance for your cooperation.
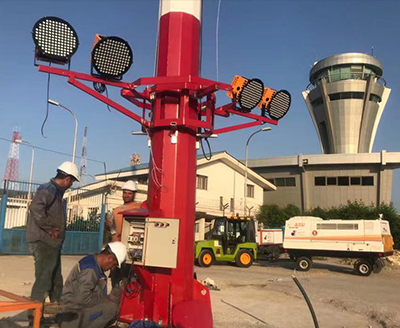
[96,151,276,191]
[309,52,383,82]
[247,151,400,169]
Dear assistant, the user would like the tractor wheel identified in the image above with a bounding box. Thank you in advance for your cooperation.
[355,259,373,277]
[198,250,214,268]
[373,259,384,274]
[235,250,254,268]
[296,257,312,272]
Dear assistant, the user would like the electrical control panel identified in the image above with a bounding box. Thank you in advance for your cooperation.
[121,216,179,269]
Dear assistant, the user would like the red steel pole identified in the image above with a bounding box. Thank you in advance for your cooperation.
[141,0,204,324]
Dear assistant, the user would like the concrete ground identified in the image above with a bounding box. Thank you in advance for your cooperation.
[0,255,399,327]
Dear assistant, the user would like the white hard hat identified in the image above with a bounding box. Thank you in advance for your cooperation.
[122,180,137,192]
[108,242,127,268]
[57,161,80,182]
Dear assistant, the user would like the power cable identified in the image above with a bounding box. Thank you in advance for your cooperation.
[41,64,52,138]
[200,137,212,161]
[0,136,104,164]
[216,0,222,81]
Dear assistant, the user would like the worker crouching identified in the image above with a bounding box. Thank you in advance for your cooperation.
[59,242,127,328]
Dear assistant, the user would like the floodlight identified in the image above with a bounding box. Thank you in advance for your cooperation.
[228,76,264,112]
[91,35,133,80]
[32,16,79,64]
[267,90,291,120]
[258,88,291,120]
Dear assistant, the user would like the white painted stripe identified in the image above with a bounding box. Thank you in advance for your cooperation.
[160,0,202,21]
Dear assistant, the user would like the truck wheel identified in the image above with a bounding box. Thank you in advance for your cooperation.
[235,250,254,268]
[271,246,281,261]
[373,259,384,274]
[296,257,312,271]
[355,260,373,276]
[198,250,214,268]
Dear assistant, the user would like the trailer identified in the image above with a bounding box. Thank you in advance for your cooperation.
[283,216,394,276]
[257,227,284,261]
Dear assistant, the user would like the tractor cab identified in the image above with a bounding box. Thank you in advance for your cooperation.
[195,216,258,268]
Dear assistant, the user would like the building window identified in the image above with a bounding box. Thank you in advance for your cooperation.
[285,178,296,186]
[370,94,382,103]
[220,196,224,211]
[268,178,295,187]
[338,177,349,186]
[230,198,234,213]
[196,175,208,190]
[315,177,326,186]
[362,176,374,186]
[327,177,337,185]
[350,177,361,185]
[246,185,254,198]
[329,92,364,101]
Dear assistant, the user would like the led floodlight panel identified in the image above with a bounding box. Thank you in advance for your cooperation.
[91,36,133,79]
[32,16,79,64]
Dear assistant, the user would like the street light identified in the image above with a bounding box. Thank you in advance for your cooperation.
[15,139,35,202]
[244,127,271,216]
[48,99,78,163]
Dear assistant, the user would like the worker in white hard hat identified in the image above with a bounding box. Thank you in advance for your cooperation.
[26,161,80,310]
[60,242,127,328]
[107,180,140,243]
[107,180,141,287]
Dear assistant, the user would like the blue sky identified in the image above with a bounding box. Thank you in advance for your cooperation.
[1,0,400,208]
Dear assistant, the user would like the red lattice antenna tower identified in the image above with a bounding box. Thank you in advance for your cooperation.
[4,128,21,182]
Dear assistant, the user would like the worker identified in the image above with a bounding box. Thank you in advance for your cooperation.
[107,180,141,287]
[26,161,80,305]
[60,242,127,328]
[107,180,141,242]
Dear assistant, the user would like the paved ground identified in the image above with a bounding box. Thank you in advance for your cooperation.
[1,255,400,327]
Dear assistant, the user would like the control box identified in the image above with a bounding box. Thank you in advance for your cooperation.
[121,217,179,269]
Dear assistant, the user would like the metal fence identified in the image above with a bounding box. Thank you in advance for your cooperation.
[0,180,105,255]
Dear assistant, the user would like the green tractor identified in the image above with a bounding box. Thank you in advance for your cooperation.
[195,216,258,268]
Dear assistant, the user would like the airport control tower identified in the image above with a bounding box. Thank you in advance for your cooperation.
[302,53,391,154]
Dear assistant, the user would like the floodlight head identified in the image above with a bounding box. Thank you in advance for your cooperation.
[258,87,291,120]
[228,75,264,112]
[267,90,291,120]
[32,16,79,65]
[91,35,133,80]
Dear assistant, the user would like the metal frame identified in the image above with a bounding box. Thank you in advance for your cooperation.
[38,65,278,134]
[0,289,42,328]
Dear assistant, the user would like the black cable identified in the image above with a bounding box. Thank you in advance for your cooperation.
[291,275,319,328]
[200,137,212,161]
[93,82,111,112]
[41,64,51,138]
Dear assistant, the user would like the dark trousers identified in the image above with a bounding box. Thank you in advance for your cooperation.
[29,241,63,303]
[60,300,119,328]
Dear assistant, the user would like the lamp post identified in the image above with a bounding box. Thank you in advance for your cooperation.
[15,139,35,202]
[48,99,78,163]
[244,127,271,216]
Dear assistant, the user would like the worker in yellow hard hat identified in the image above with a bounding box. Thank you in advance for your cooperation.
[107,180,141,286]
